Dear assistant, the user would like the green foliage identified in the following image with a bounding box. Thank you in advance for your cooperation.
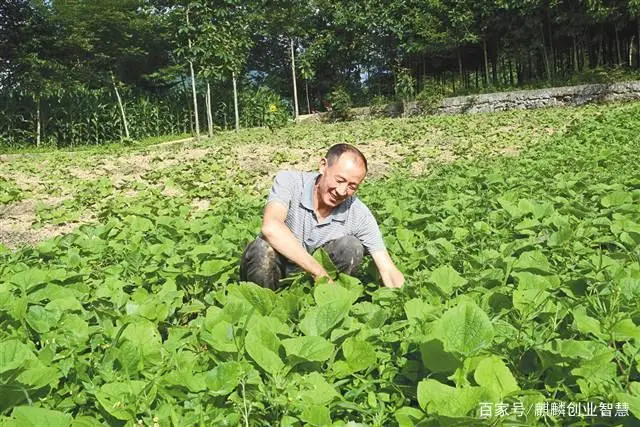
[394,68,415,102]
[2,102,640,425]
[240,86,290,130]
[0,178,22,204]
[327,86,353,121]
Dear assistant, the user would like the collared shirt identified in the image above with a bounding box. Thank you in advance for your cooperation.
[264,170,386,254]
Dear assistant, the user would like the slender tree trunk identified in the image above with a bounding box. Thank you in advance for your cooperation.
[188,59,200,140]
[186,6,199,141]
[483,40,489,87]
[637,18,640,68]
[630,35,636,67]
[547,10,555,78]
[573,35,579,71]
[181,76,193,134]
[540,25,551,81]
[305,80,311,114]
[206,81,213,138]
[492,45,498,86]
[615,27,622,66]
[457,48,463,88]
[290,38,299,119]
[232,71,239,131]
[112,73,130,140]
[35,96,41,147]
[508,59,514,86]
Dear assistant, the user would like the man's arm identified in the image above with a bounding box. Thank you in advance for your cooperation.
[261,202,329,280]
[371,250,405,288]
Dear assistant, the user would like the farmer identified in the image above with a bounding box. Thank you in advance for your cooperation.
[239,143,405,289]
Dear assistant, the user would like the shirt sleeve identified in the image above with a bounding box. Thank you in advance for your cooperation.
[266,170,296,208]
[353,202,386,254]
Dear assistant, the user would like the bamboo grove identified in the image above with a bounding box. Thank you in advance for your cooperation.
[2,0,640,148]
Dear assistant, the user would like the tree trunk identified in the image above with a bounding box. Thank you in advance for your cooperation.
[615,27,622,66]
[492,45,499,86]
[232,71,239,131]
[483,40,489,87]
[573,35,579,71]
[206,81,213,138]
[290,38,299,119]
[637,18,640,68]
[540,25,551,81]
[186,7,199,141]
[188,59,200,140]
[305,80,311,114]
[112,73,130,140]
[181,76,193,134]
[508,59,514,86]
[630,35,636,67]
[36,96,41,147]
[457,48,463,86]
[547,10,555,78]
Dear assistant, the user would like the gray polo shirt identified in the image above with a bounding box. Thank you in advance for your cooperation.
[264,170,386,254]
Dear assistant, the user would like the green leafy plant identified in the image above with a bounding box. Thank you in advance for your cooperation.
[327,86,353,121]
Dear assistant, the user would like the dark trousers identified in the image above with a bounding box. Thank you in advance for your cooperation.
[239,235,364,290]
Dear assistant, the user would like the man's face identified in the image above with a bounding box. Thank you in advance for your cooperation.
[316,153,367,208]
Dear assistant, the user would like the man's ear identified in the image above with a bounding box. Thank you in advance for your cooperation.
[319,158,327,174]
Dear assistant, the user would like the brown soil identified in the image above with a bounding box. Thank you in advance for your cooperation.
[1,134,525,250]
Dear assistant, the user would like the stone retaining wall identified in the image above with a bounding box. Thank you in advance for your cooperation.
[434,81,640,115]
[297,80,640,122]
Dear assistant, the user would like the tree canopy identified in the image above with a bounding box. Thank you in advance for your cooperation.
[2,0,640,147]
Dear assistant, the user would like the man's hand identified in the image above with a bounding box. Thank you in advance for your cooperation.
[371,250,405,288]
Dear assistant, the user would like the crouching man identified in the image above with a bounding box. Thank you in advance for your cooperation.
[240,143,404,289]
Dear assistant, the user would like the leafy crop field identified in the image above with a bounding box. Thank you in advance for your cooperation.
[1,103,640,426]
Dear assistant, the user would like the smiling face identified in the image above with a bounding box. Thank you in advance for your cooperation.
[315,153,367,211]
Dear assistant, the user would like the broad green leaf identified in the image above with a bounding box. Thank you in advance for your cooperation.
[512,272,560,290]
[404,298,436,321]
[312,248,337,278]
[298,372,340,406]
[25,306,60,333]
[10,407,72,427]
[601,191,632,207]
[16,366,61,388]
[300,372,340,405]
[430,301,494,356]
[417,379,491,417]
[282,336,334,363]
[394,407,425,427]
[299,300,351,337]
[420,339,461,373]
[615,392,640,419]
[9,269,49,291]
[229,282,276,316]
[512,250,552,274]
[0,340,36,374]
[513,288,555,316]
[473,356,519,399]
[430,265,467,295]
[199,259,232,277]
[333,337,376,377]
[313,282,359,306]
[572,307,603,337]
[201,320,237,353]
[119,320,162,366]
[610,319,640,342]
[205,361,244,396]
[300,404,331,426]
[125,215,154,232]
[245,324,284,375]
[95,381,148,421]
